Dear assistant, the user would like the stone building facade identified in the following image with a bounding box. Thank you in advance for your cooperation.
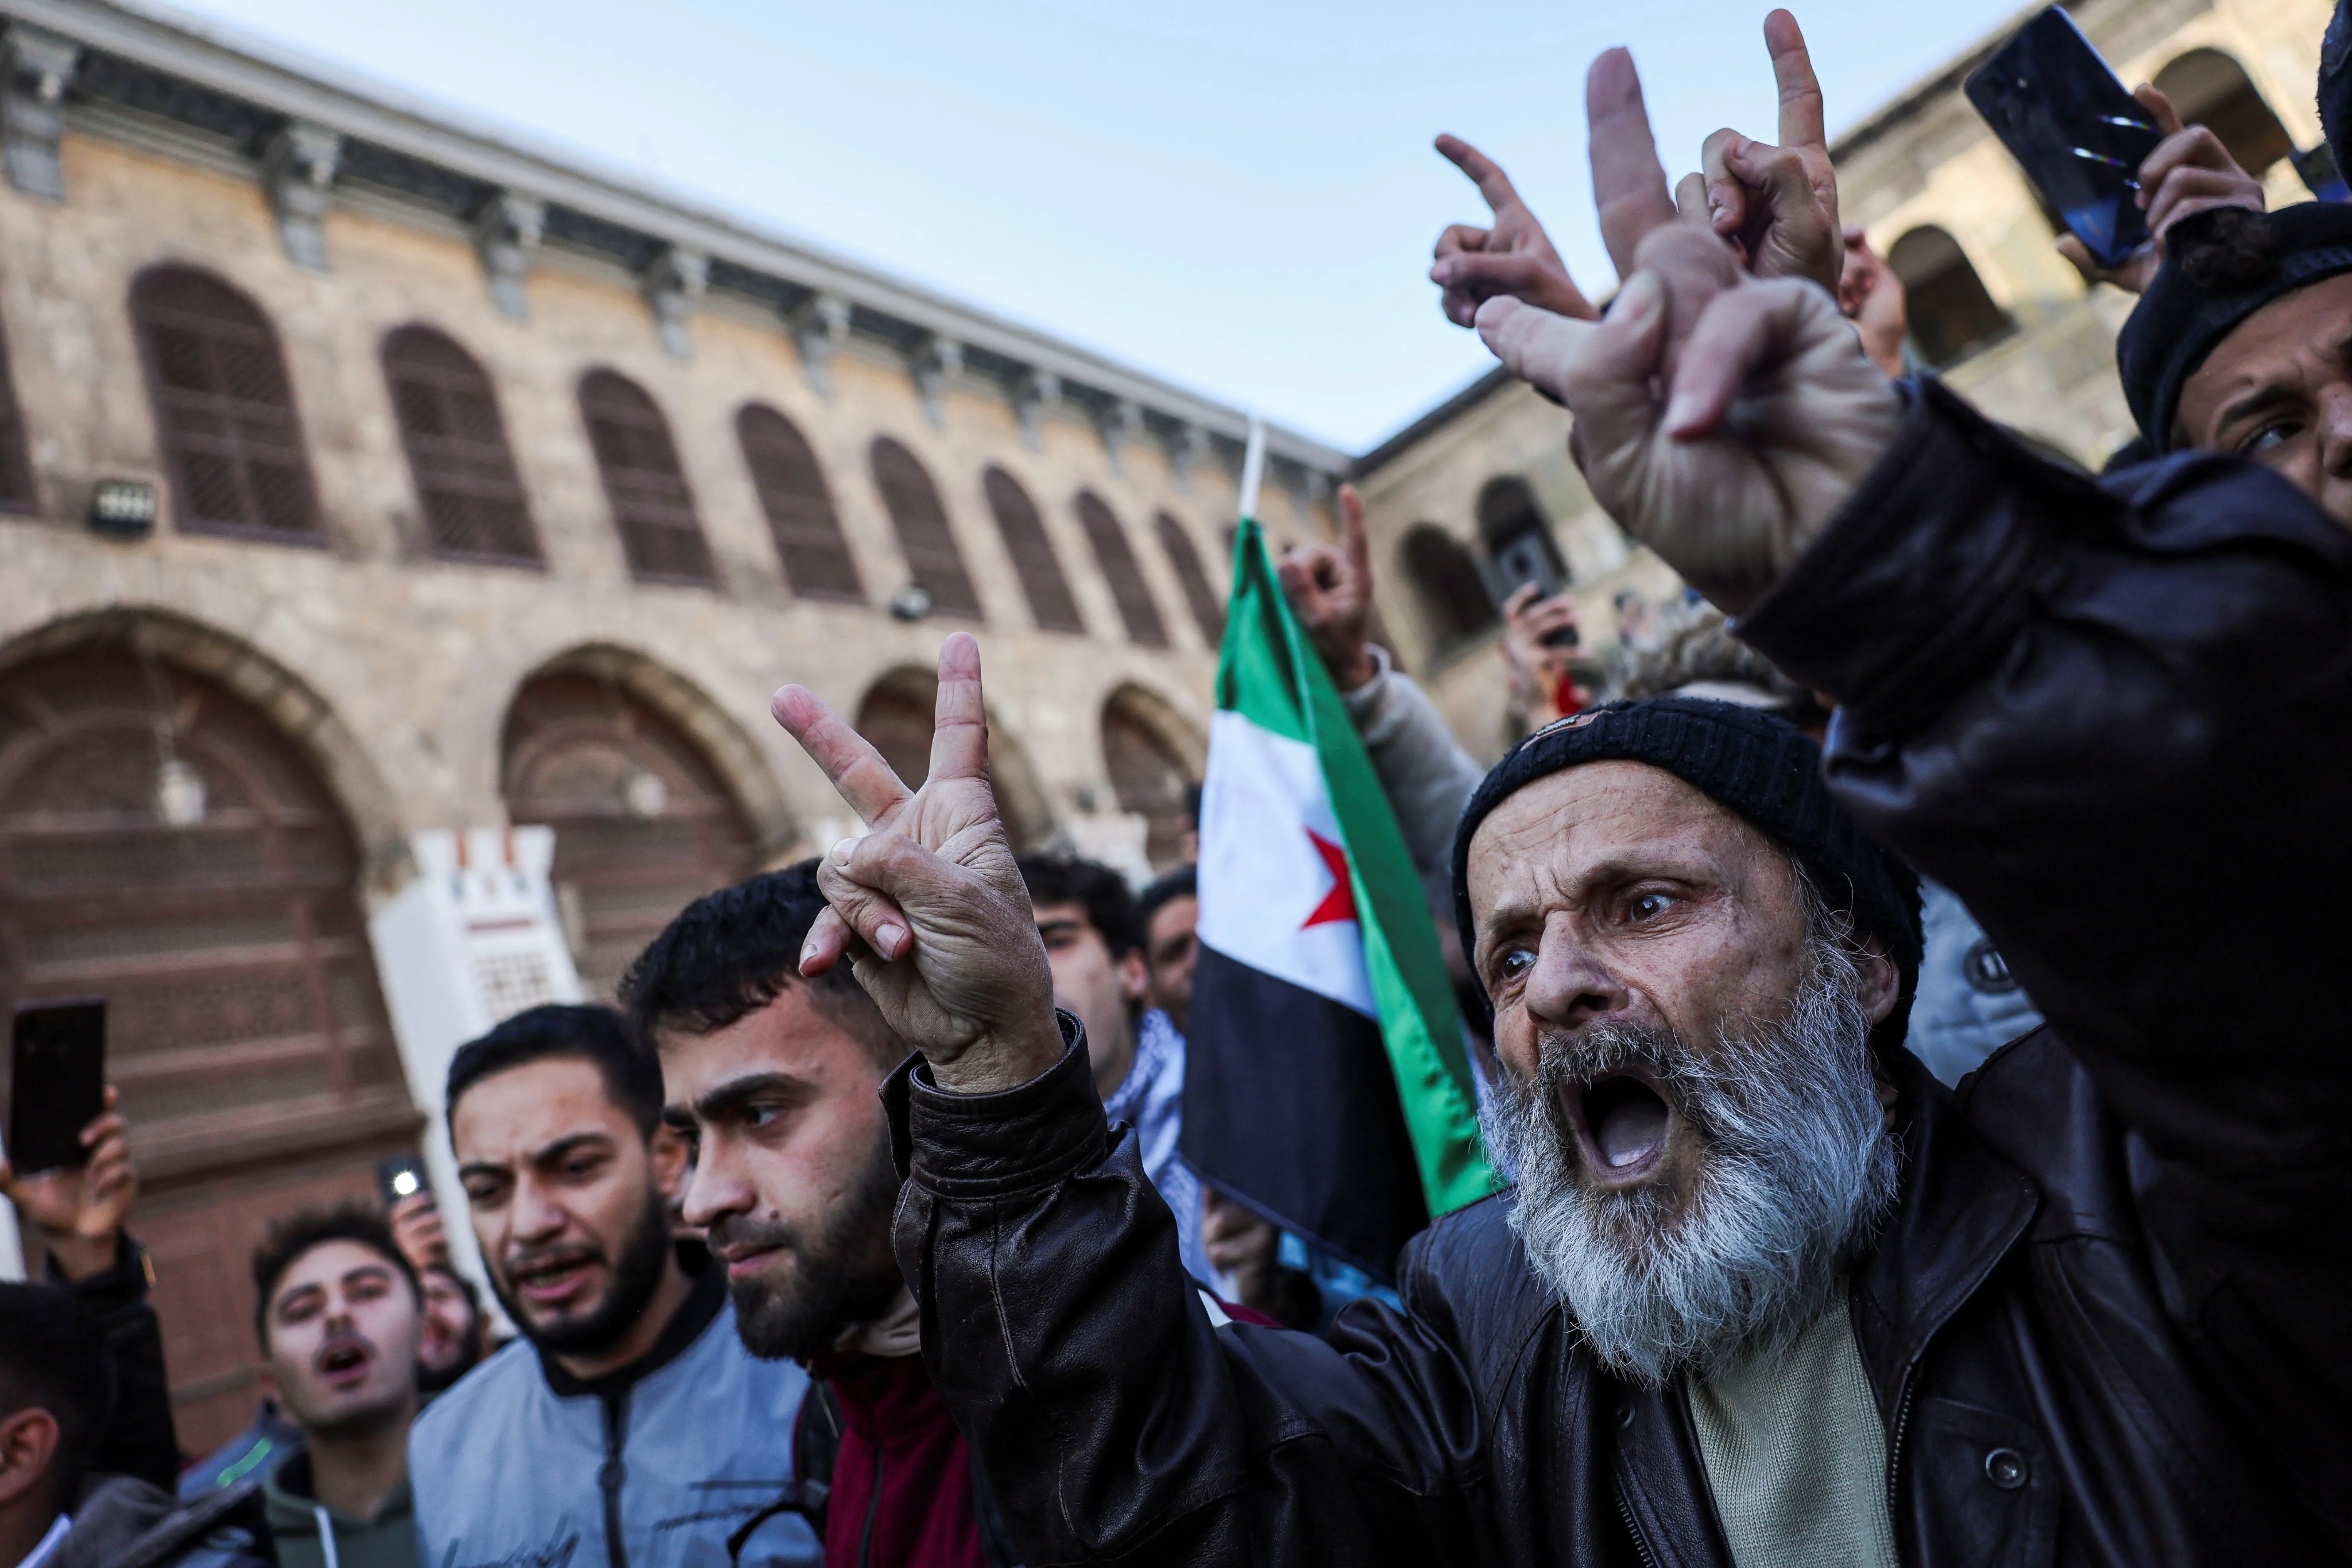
[1353,0,2332,757]
[0,0,1343,1449]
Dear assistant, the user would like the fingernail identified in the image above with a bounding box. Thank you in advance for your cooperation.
[830,836,857,866]
[1664,389,1705,432]
[799,940,818,967]
[877,923,906,958]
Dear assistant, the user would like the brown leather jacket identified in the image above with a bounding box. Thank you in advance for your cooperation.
[883,380,2352,1567]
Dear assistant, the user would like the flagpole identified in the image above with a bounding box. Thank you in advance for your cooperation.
[1237,415,1267,523]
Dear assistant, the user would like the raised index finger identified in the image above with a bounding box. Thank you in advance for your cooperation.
[1436,134,1523,215]
[1587,49,1680,280]
[1764,10,1826,150]
[772,684,914,827]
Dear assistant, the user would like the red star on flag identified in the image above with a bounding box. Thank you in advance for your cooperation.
[1301,827,1359,928]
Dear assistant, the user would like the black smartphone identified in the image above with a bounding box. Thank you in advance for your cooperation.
[377,1153,428,1206]
[1487,532,1566,607]
[1965,8,2164,269]
[8,1001,106,1176]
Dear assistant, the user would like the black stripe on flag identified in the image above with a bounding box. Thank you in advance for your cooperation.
[1179,942,1431,1283]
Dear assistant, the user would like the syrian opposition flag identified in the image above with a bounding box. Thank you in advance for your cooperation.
[1181,515,1496,1283]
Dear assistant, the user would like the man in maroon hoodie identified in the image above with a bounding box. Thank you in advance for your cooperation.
[621,862,1007,1568]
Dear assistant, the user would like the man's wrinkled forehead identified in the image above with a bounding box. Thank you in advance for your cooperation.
[1465,761,1768,918]
[451,1055,635,1165]
[2176,272,2352,446]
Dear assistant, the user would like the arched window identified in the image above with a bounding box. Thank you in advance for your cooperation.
[578,369,715,586]
[738,404,861,601]
[856,666,1049,846]
[1101,691,1198,870]
[1402,524,1499,649]
[1156,512,1225,645]
[1887,227,2011,367]
[381,325,537,565]
[130,265,320,540]
[2155,49,2293,179]
[0,648,407,1452]
[1076,491,1169,648]
[983,467,1082,633]
[0,313,33,513]
[502,674,756,997]
[1476,476,1568,597]
[870,438,980,618]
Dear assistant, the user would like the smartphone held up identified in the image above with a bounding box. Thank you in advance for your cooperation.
[7,1000,107,1178]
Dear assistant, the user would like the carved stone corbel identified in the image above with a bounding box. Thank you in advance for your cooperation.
[1101,398,1144,473]
[1015,369,1061,450]
[911,334,962,427]
[264,119,342,272]
[792,292,852,394]
[2,24,78,201]
[1171,423,1213,493]
[641,246,707,360]
[473,191,544,321]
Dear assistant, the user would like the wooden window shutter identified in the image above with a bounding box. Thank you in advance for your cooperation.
[578,369,715,585]
[982,467,1082,633]
[1076,491,1168,648]
[1155,511,1224,645]
[382,325,539,564]
[738,405,861,601]
[0,314,34,513]
[869,437,979,618]
[130,266,321,540]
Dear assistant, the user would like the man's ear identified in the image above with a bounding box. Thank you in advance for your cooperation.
[1856,937,1902,1028]
[648,1122,690,1201]
[1116,949,1148,1007]
[0,1407,61,1511]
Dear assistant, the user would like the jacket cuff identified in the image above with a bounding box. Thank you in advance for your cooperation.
[1737,377,2071,737]
[48,1232,149,1306]
[883,1010,1109,1200]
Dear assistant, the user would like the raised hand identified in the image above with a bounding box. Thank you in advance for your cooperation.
[771,633,1062,1095]
[1278,483,1378,690]
[2056,84,2266,293]
[1686,10,1843,295]
[1838,226,1908,378]
[1,1086,138,1280]
[1474,48,1902,616]
[1431,135,1597,327]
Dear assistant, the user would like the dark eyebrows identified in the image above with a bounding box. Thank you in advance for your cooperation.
[690,1070,814,1125]
[528,1130,616,1170]
[2213,381,2301,439]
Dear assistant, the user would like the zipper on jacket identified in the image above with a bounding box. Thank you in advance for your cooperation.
[856,1443,884,1568]
[1611,1478,1661,1568]
[1883,1376,1918,1524]
[601,1388,633,1568]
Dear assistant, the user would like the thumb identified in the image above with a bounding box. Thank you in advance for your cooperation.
[1518,271,1670,453]
[1475,296,1596,401]
[2135,82,2183,137]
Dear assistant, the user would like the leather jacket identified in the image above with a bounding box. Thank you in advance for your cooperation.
[883,380,2352,1568]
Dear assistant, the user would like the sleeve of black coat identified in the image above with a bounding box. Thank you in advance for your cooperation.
[886,1015,1491,1567]
[52,1233,184,1492]
[1738,376,2352,1507]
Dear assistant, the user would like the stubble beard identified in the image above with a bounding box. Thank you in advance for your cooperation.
[489,1183,675,1360]
[1481,921,1900,1387]
[713,1129,905,1364]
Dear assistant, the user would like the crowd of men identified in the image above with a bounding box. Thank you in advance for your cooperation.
[6,3,2352,1564]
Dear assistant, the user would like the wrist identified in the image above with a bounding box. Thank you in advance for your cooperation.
[930,1012,1068,1097]
[1329,642,1378,693]
[45,1229,120,1283]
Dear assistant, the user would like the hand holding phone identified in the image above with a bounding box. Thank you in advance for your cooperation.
[4,1001,136,1277]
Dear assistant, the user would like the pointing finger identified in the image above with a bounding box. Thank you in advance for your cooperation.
[1435,134,1523,214]
[1587,48,1680,280]
[1764,9,1826,150]
[772,684,912,827]
[928,632,991,787]
[1338,484,1371,593]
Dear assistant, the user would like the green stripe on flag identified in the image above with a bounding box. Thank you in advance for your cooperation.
[1213,519,1497,1217]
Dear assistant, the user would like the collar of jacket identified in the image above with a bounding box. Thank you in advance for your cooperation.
[260,1449,414,1533]
[536,1247,727,1400]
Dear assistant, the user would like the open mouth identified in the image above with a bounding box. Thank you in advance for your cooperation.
[1568,1072,1674,1184]
[509,1249,599,1308]
[315,1335,374,1387]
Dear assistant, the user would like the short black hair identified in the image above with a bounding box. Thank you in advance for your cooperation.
[446,1003,663,1139]
[0,1282,114,1509]
[620,861,900,1069]
[1136,864,1197,938]
[250,1202,421,1352]
[1016,853,1140,957]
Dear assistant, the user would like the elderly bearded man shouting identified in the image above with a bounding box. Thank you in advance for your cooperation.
[764,42,2352,1568]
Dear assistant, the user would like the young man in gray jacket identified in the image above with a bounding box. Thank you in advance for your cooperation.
[409,1005,821,1568]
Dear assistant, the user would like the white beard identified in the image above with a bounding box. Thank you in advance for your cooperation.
[1480,926,1899,1386]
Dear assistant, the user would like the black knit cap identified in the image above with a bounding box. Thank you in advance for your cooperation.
[2117,202,2352,453]
[1449,696,1922,1025]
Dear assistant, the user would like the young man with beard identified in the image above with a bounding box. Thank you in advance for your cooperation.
[249,1206,424,1568]
[409,1004,821,1568]
[622,865,1016,1568]
[762,37,2352,1565]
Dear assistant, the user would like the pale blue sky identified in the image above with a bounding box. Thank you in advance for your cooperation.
[161,0,2029,451]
